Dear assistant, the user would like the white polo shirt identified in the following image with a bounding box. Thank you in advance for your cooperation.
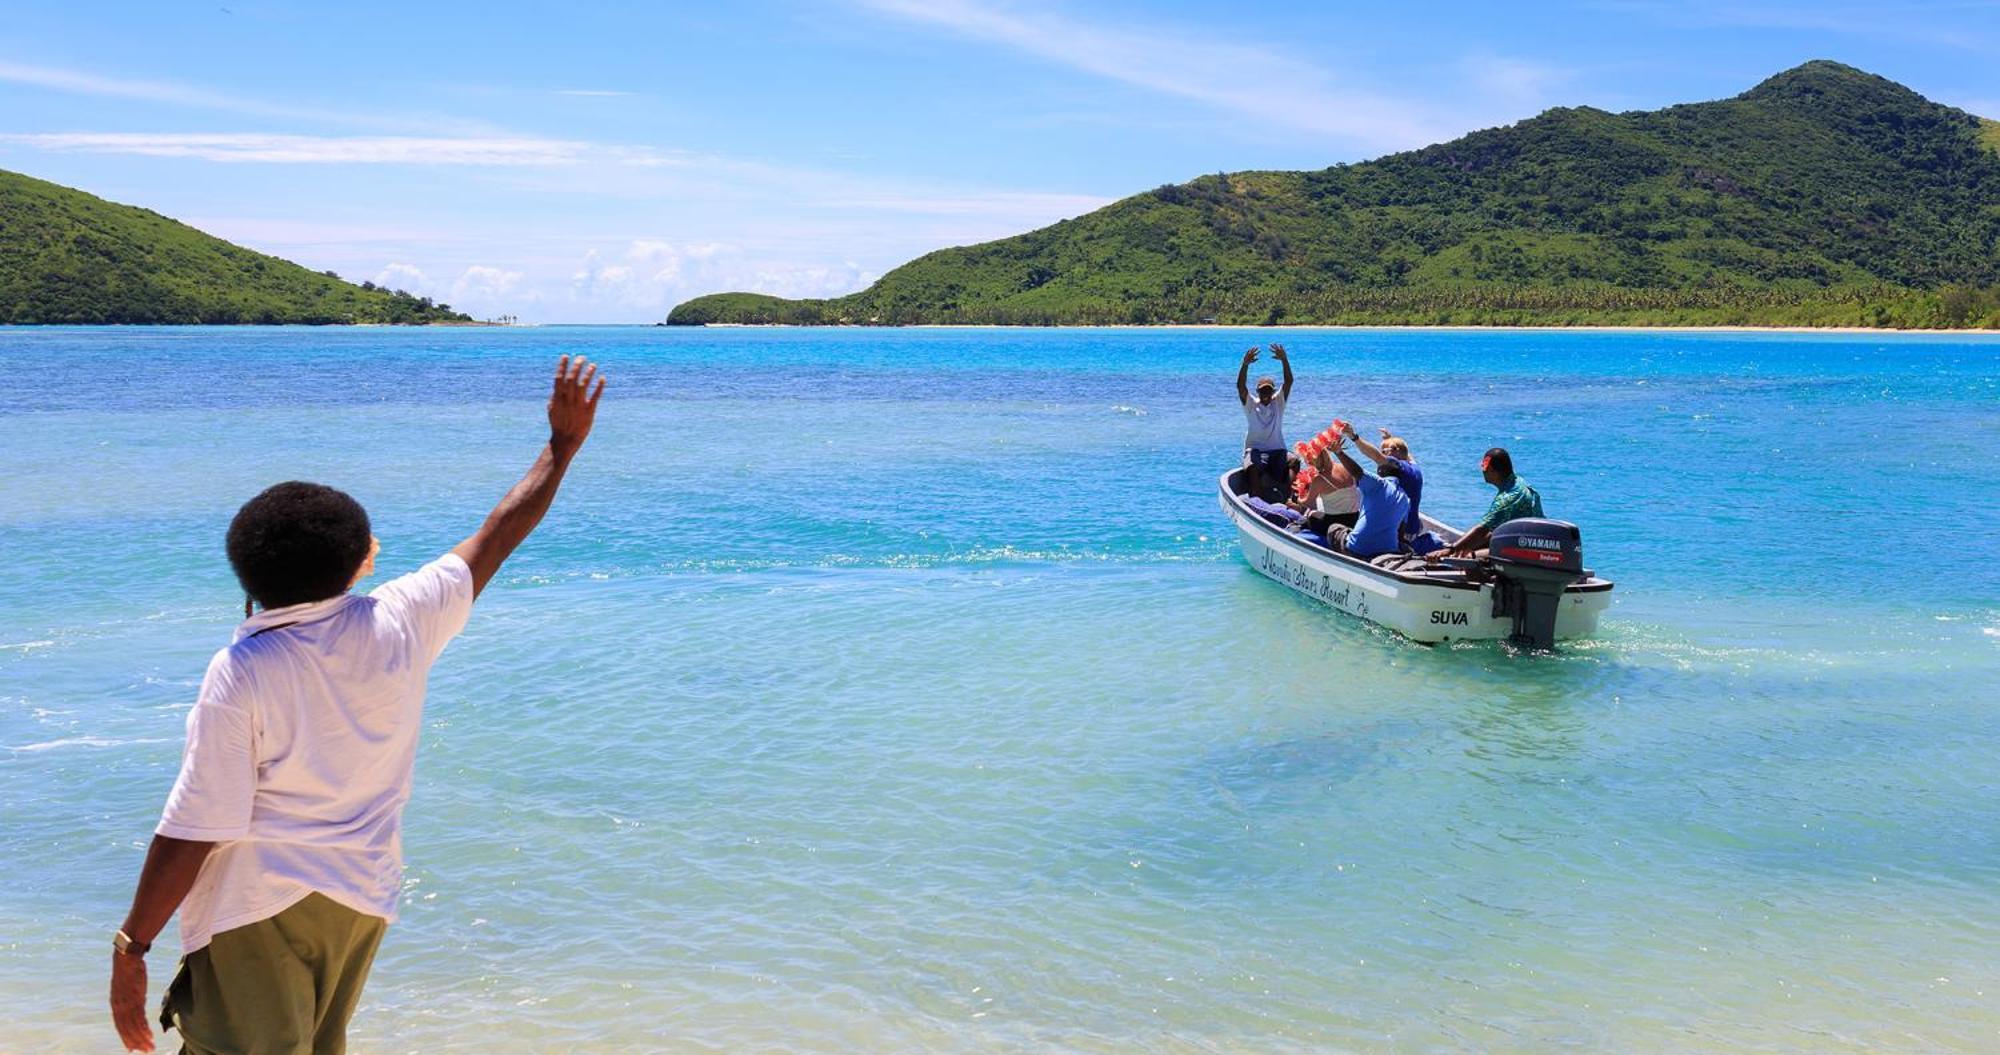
[157,553,474,952]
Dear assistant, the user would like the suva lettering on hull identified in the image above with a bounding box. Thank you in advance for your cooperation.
[1430,610,1469,626]
[1253,541,1370,617]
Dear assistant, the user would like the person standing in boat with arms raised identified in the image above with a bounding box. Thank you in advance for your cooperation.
[1237,343,1293,502]
[108,356,606,1055]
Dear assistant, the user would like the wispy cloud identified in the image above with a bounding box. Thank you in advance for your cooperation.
[554,88,635,97]
[855,0,1449,150]
[1,132,588,165]
[0,58,480,134]
[0,52,1113,320]
[1460,55,1574,112]
[0,131,1116,230]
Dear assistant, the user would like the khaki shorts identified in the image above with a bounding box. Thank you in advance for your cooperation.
[160,892,386,1055]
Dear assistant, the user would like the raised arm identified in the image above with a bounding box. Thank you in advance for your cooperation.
[1330,432,1367,482]
[1236,346,1257,404]
[1271,343,1294,400]
[1342,423,1390,467]
[451,355,606,597]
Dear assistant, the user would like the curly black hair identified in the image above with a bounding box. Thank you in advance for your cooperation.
[226,482,372,610]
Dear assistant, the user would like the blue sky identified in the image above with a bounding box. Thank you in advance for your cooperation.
[4,1,1997,322]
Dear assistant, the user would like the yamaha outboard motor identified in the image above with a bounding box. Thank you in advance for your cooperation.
[1486,518,1588,650]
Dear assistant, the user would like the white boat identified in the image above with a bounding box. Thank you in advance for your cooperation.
[1219,468,1613,647]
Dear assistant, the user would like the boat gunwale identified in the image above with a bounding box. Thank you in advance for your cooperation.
[1218,469,1614,595]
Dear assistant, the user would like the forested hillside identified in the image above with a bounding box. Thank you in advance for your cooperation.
[670,62,2000,328]
[0,168,470,324]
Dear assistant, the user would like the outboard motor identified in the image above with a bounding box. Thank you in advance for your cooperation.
[1486,518,1588,650]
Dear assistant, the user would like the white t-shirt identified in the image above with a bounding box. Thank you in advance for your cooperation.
[1242,393,1286,452]
[1315,485,1361,516]
[157,554,475,952]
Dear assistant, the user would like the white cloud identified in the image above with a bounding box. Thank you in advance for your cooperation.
[452,265,524,302]
[0,132,586,165]
[561,240,875,315]
[0,56,1111,321]
[0,58,482,134]
[1461,56,1572,112]
[855,0,1448,150]
[372,262,431,294]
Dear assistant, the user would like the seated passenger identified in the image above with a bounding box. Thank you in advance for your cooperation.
[1323,426,1410,559]
[1437,446,1544,559]
[1342,426,1438,553]
[1301,450,1359,531]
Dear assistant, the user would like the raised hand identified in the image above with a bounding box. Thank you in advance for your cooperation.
[1269,343,1288,361]
[454,354,611,597]
[1378,426,1392,441]
[548,355,607,456]
[1243,346,1261,363]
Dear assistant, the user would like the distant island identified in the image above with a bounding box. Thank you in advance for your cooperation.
[668,61,2000,329]
[0,168,470,325]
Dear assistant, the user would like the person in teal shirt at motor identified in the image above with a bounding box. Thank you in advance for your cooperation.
[1438,446,1543,559]
[1322,424,1409,559]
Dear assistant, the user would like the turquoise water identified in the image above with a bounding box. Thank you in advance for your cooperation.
[4,325,1998,1052]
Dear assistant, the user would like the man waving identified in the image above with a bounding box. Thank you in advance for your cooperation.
[1236,342,1294,502]
[110,356,606,1054]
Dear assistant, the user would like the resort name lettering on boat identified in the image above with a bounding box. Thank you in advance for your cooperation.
[1255,546,1368,617]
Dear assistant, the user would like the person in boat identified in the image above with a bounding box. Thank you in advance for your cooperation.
[1436,446,1543,559]
[1243,451,1353,534]
[1298,449,1360,533]
[1322,426,1410,559]
[1236,343,1293,502]
[1343,427,1441,555]
[108,357,606,1055]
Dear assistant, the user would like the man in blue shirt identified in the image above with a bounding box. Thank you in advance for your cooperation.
[1344,427,1440,553]
[1322,427,1409,559]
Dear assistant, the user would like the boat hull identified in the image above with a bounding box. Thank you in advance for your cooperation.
[1221,471,1612,644]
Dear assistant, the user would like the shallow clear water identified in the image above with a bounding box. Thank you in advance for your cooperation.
[3,325,1998,1052]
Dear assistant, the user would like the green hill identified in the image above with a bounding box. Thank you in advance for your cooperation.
[669,61,2000,329]
[0,168,470,324]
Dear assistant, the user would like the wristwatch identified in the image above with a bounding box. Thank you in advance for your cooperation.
[113,930,150,958]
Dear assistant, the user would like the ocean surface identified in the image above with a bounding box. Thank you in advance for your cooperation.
[3,325,1997,1053]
